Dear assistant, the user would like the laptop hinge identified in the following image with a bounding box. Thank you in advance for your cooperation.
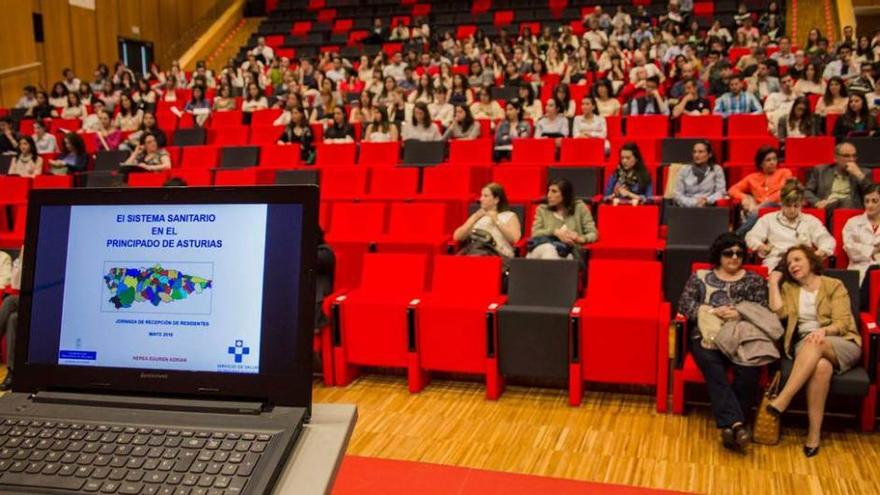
[31,391,265,415]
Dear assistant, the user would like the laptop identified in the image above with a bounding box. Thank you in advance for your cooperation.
[0,185,319,494]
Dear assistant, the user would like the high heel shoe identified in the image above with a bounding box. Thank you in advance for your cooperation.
[803,445,820,457]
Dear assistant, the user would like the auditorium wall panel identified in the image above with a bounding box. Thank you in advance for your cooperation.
[0,0,40,107]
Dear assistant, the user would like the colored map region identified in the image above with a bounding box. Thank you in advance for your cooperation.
[104,264,213,309]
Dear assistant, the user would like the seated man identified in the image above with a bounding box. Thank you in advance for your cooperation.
[713,76,763,116]
[746,62,781,101]
[763,73,799,133]
[626,76,669,116]
[805,141,873,210]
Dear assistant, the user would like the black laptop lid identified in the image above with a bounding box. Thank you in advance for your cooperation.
[14,186,318,409]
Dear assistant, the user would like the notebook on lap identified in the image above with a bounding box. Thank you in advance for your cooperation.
[0,185,318,495]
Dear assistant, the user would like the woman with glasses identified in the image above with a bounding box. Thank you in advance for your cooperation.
[745,179,836,270]
[677,233,769,452]
[842,184,880,292]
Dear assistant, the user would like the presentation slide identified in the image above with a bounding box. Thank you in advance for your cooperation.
[57,204,268,374]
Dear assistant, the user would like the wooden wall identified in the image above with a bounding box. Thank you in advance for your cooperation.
[0,0,227,108]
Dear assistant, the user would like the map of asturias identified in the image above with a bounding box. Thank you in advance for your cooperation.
[104,264,213,309]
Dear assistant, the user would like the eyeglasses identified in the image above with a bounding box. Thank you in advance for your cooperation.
[721,249,744,258]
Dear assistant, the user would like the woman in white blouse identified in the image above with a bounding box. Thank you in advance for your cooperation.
[745,179,836,271]
[453,182,522,259]
[843,184,880,285]
[594,80,621,117]
[571,96,608,153]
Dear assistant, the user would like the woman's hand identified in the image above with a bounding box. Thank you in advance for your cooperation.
[714,306,740,321]
[768,270,784,285]
[804,327,827,344]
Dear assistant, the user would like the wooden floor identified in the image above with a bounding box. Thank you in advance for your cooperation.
[314,375,880,495]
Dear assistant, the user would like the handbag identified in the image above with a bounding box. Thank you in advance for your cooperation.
[697,305,724,349]
[753,371,783,445]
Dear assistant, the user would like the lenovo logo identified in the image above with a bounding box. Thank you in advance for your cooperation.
[140,372,169,379]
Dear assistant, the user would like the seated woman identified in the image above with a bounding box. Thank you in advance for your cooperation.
[212,84,237,112]
[832,93,877,140]
[122,112,167,151]
[767,245,862,457]
[277,106,315,163]
[323,106,355,143]
[47,133,88,175]
[94,110,122,151]
[842,184,880,291]
[745,179,836,270]
[493,101,531,161]
[677,233,769,452]
[442,105,481,141]
[114,93,144,132]
[729,146,793,235]
[452,182,522,259]
[32,120,58,155]
[673,140,727,207]
[121,133,172,173]
[572,96,609,153]
[469,87,504,120]
[241,82,268,124]
[518,84,543,121]
[183,85,211,127]
[604,142,653,205]
[8,136,42,178]
[364,106,400,142]
[526,178,598,260]
[402,102,441,142]
[55,92,88,120]
[28,91,53,121]
[776,97,821,138]
[534,98,570,141]
[814,76,848,117]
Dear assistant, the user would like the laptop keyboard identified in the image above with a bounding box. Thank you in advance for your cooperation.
[0,418,273,494]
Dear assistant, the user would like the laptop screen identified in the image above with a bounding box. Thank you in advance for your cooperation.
[25,202,302,376]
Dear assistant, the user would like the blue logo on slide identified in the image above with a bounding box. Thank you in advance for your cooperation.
[227,340,250,363]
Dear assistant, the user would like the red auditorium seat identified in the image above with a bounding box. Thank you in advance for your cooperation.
[332,253,430,385]
[249,109,284,126]
[493,10,514,27]
[727,114,771,137]
[168,169,212,186]
[127,172,170,188]
[291,21,311,37]
[50,119,82,133]
[671,263,768,415]
[321,165,369,200]
[605,115,623,138]
[417,165,484,229]
[209,111,243,128]
[784,136,836,167]
[316,8,336,23]
[448,139,493,165]
[315,142,357,167]
[558,138,606,165]
[677,115,724,137]
[258,143,301,168]
[214,168,275,185]
[0,207,27,249]
[520,22,541,36]
[32,175,73,189]
[725,136,779,163]
[179,145,219,169]
[570,259,669,412]
[490,166,546,203]
[626,115,669,137]
[249,125,283,144]
[0,176,30,241]
[411,3,430,16]
[409,256,504,393]
[374,203,450,255]
[207,127,249,145]
[382,43,403,57]
[332,19,353,34]
[325,201,387,289]
[589,204,665,260]
[366,167,419,200]
[18,120,35,136]
[825,114,841,136]
[831,208,862,268]
[456,25,477,40]
[609,137,661,166]
[358,142,400,166]
[510,138,556,165]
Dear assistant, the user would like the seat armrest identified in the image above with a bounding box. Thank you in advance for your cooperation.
[569,299,586,364]
[329,292,350,347]
[673,313,688,369]
[407,298,422,352]
[485,296,508,359]
[859,312,879,382]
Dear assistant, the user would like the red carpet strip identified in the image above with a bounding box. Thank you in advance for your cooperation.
[332,456,692,495]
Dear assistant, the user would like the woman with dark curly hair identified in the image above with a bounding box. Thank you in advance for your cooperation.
[677,233,769,452]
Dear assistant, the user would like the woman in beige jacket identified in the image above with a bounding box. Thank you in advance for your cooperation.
[767,245,862,457]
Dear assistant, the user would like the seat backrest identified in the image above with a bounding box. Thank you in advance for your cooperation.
[660,138,722,164]
[0,155,11,175]
[448,139,493,164]
[219,146,260,168]
[127,173,168,188]
[32,175,73,189]
[180,145,219,169]
[491,166,546,202]
[727,114,770,137]
[402,140,446,165]
[275,170,318,185]
[208,127,249,146]
[259,143,301,168]
[359,141,400,166]
[315,142,357,166]
[586,259,662,303]
[784,137,836,166]
[511,138,556,164]
[94,150,131,171]
[547,166,602,199]
[322,166,368,197]
[507,258,579,307]
[665,206,730,247]
[678,115,723,137]
[421,165,479,197]
[726,137,780,163]
[824,269,861,319]
[210,110,243,127]
[430,255,502,298]
[249,109,284,126]
[559,138,604,165]
[369,167,419,196]
[172,128,207,147]
[213,169,259,185]
[328,202,386,237]
[831,208,863,266]
[387,202,447,236]
[596,204,660,243]
[850,137,880,166]
[626,115,669,138]
[0,176,31,203]
[359,253,428,293]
